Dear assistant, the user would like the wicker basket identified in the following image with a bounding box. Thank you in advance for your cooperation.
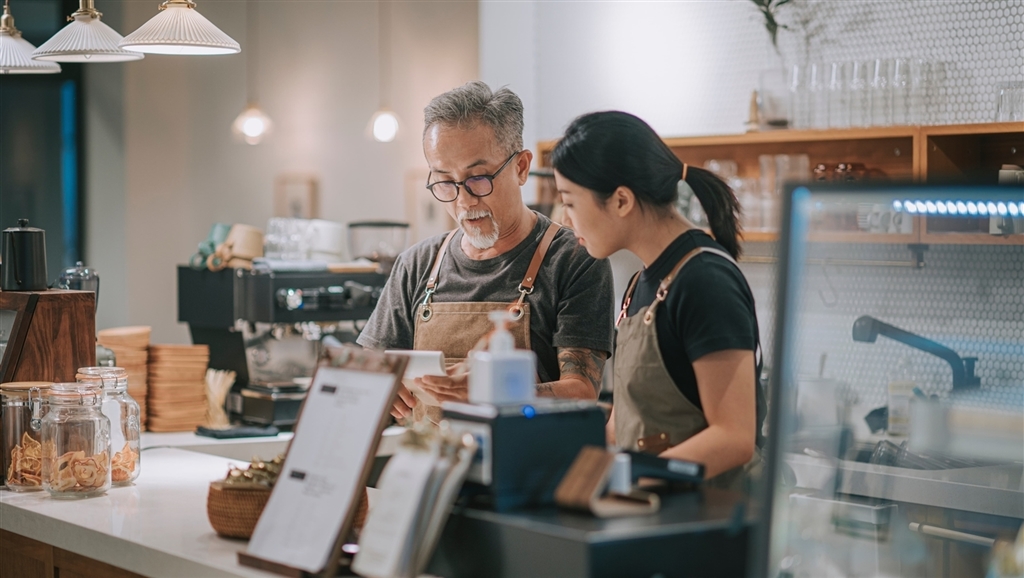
[206,482,370,540]
[207,481,271,539]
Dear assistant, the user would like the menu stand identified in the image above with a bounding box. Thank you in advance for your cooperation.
[238,345,406,578]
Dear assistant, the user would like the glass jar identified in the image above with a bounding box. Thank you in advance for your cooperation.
[41,383,111,498]
[78,367,141,485]
[1,382,50,491]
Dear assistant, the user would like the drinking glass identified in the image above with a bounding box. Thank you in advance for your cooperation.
[994,81,1024,122]
[928,62,949,125]
[908,59,930,125]
[870,58,893,126]
[809,62,829,129]
[788,64,810,129]
[828,62,850,128]
[848,61,871,128]
[891,58,910,125]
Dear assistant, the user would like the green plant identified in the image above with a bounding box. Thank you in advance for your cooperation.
[749,0,792,52]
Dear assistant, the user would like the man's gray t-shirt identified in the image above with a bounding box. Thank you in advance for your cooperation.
[357,213,614,383]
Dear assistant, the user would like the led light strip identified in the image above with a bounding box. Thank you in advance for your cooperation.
[894,199,1023,217]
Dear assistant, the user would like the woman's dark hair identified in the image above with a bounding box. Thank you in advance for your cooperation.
[551,111,742,259]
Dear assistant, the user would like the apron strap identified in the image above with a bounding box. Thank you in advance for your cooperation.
[421,222,561,322]
[510,222,560,320]
[643,246,736,325]
[425,229,459,292]
[616,271,643,327]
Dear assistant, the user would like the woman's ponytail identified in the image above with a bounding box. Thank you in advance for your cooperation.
[685,166,743,260]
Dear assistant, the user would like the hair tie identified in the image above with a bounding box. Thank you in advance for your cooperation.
[682,163,689,181]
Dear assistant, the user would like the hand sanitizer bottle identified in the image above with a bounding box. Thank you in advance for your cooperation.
[469,311,536,405]
[887,356,916,436]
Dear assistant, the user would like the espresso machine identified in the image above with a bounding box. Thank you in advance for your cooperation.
[178,264,388,428]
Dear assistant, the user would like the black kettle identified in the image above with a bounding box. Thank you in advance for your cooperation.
[1,219,48,291]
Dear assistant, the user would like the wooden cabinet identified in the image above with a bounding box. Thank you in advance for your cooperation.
[537,123,1024,246]
[0,529,144,578]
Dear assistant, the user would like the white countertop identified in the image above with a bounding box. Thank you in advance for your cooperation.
[1,428,406,577]
[1,448,277,578]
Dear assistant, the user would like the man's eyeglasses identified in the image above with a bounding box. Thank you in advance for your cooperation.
[425,150,521,203]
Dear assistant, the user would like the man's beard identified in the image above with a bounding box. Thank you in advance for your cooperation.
[458,208,500,250]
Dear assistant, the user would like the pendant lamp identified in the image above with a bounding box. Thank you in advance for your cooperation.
[231,0,270,144]
[119,0,239,55]
[368,0,399,142]
[0,0,61,74]
[32,0,143,62]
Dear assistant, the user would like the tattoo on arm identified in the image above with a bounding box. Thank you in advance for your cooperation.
[536,382,555,396]
[556,347,607,393]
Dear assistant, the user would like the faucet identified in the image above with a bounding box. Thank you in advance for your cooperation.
[852,315,980,390]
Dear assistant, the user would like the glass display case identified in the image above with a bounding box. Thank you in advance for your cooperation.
[752,183,1023,578]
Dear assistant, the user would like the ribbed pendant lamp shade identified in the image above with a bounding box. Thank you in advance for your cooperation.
[1,33,59,73]
[119,1,239,55]
[33,13,143,62]
[0,3,60,74]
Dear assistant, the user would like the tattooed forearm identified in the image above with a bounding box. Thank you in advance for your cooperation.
[536,382,555,396]
[556,347,606,394]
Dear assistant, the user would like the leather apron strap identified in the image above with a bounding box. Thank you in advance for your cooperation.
[420,223,560,322]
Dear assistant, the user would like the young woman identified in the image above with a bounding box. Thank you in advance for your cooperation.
[551,111,765,488]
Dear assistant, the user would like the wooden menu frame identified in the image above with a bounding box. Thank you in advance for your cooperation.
[238,345,407,578]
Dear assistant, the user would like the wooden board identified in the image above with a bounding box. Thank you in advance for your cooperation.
[0,290,96,383]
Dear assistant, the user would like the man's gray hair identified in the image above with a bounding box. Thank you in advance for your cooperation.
[423,81,524,155]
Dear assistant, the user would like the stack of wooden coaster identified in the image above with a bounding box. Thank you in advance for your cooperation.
[146,344,209,432]
[96,326,151,427]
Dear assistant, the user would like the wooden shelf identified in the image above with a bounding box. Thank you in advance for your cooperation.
[537,123,1024,246]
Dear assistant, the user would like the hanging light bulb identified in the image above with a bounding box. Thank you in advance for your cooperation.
[32,0,143,62]
[119,0,239,55]
[231,0,271,145]
[370,109,399,143]
[0,0,61,74]
[368,0,398,142]
[232,103,272,145]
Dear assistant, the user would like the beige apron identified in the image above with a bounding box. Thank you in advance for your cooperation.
[613,246,761,491]
[410,223,561,425]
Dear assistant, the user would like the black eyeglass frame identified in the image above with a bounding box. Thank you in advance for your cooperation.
[425,150,522,203]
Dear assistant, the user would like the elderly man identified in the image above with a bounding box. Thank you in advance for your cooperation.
[357,81,614,423]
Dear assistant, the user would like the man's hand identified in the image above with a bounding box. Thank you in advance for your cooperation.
[416,363,470,404]
[390,383,418,420]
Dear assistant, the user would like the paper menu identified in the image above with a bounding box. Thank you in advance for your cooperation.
[245,366,396,573]
[351,450,438,578]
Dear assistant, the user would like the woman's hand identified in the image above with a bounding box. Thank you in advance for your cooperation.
[416,363,470,404]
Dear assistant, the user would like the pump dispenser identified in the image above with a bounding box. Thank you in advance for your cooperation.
[468,311,536,405]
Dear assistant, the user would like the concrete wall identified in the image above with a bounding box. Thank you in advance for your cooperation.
[85,0,479,343]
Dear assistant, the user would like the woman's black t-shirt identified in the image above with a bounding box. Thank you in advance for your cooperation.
[623,230,759,410]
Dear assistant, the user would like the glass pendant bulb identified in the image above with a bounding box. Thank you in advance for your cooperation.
[0,1,61,73]
[32,0,143,62]
[119,0,239,55]
[370,109,399,143]
[232,103,272,145]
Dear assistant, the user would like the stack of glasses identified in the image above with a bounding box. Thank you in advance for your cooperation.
[787,59,951,130]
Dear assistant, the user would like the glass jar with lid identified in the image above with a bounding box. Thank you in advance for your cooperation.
[41,383,111,498]
[77,367,140,485]
[1,382,50,491]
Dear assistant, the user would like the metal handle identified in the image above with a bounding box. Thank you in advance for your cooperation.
[29,387,42,431]
[909,522,995,547]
